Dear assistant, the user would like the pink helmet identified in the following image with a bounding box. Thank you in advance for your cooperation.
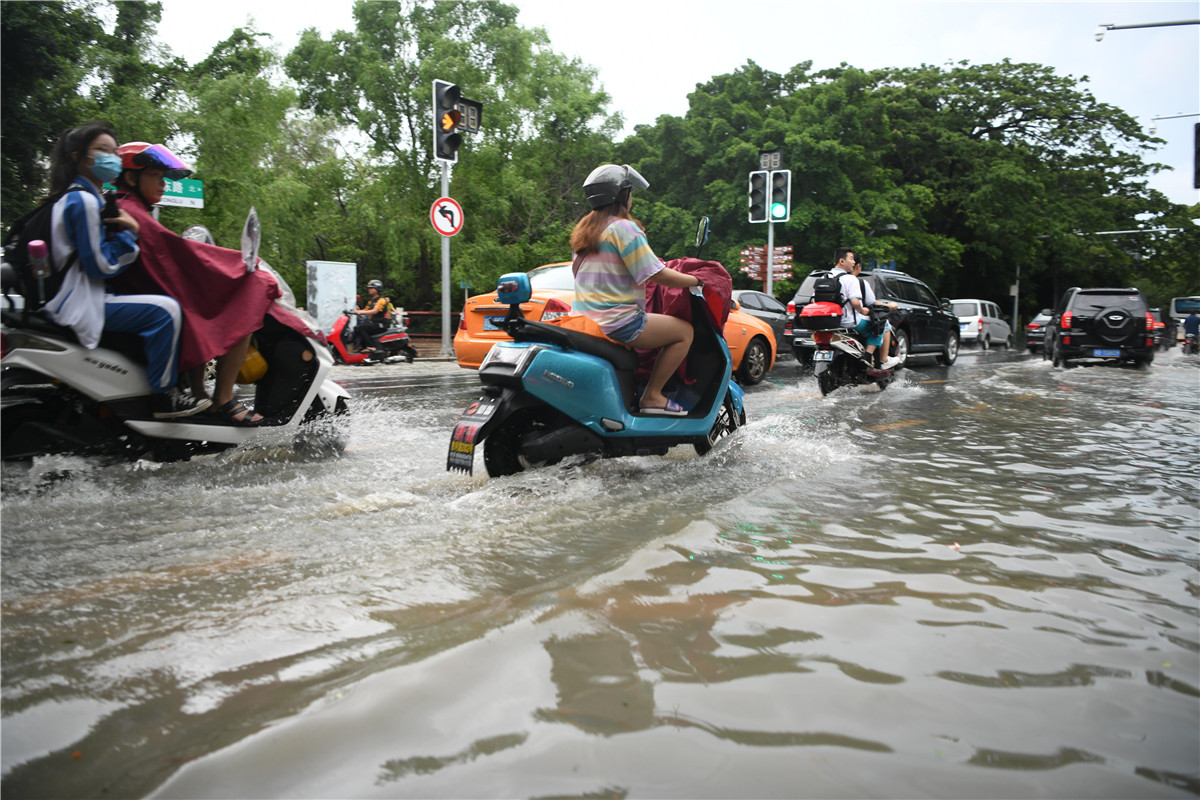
[116,142,193,180]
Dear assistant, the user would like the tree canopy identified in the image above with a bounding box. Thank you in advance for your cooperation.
[2,0,1195,317]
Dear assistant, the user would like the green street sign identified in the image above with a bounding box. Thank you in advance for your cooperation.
[158,178,204,209]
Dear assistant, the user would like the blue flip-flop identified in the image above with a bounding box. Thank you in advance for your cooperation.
[639,398,687,416]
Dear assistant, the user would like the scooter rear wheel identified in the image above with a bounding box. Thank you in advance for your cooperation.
[483,411,554,477]
[816,370,838,396]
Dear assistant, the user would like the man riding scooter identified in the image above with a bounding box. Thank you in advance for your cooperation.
[830,248,901,371]
[352,280,389,354]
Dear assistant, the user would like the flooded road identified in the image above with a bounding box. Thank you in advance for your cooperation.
[3,346,1198,798]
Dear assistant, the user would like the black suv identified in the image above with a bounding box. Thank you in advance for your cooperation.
[1045,287,1155,368]
[787,269,960,366]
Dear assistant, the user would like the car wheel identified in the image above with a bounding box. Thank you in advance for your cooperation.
[892,329,911,366]
[980,336,990,351]
[1052,340,1075,369]
[1004,335,1012,349]
[738,337,770,385]
[935,332,959,366]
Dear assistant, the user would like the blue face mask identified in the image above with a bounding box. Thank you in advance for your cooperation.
[90,153,123,184]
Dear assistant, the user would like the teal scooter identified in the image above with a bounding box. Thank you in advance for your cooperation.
[447,219,745,478]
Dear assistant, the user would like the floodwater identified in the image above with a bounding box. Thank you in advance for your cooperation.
[2,346,1197,799]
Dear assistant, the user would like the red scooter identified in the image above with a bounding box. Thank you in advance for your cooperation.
[329,309,418,364]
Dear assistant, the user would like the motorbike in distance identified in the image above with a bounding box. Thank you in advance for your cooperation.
[328,308,418,365]
[447,217,746,478]
[1183,332,1199,355]
[797,301,899,396]
[1,209,350,462]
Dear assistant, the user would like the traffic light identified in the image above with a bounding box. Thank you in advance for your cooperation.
[433,80,463,163]
[769,169,791,222]
[748,170,768,223]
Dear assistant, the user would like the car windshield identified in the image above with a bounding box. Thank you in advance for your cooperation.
[1031,313,1052,324]
[1072,293,1145,313]
[951,302,979,316]
[528,264,575,292]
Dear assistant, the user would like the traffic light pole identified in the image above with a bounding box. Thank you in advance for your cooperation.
[765,221,775,297]
[441,162,453,355]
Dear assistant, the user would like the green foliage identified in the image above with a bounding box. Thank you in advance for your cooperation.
[1,0,1194,322]
[1,0,104,222]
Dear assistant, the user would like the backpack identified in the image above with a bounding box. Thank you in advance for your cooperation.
[3,186,86,313]
[810,271,846,307]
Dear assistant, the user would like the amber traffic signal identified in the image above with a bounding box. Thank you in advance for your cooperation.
[433,80,463,163]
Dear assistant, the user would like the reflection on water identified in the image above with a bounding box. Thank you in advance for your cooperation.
[2,356,1198,798]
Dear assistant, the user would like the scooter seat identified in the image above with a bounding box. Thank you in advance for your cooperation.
[2,307,78,343]
[513,319,638,372]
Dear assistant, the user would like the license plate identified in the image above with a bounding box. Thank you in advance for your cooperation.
[1093,348,1121,357]
[482,315,507,331]
[813,350,834,361]
[446,397,500,474]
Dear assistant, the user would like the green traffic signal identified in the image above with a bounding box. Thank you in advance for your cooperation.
[769,169,791,223]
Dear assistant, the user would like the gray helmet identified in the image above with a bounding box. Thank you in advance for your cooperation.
[582,164,649,209]
[367,279,383,290]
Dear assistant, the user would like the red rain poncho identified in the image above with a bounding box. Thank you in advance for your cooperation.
[111,195,316,371]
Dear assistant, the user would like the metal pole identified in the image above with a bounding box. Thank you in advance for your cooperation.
[440,162,453,355]
[766,220,775,297]
[1012,263,1020,331]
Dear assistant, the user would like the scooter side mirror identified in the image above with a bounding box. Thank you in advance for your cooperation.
[496,273,532,306]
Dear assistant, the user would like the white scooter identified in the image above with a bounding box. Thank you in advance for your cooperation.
[1,211,350,462]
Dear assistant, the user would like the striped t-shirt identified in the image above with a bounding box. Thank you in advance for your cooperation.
[572,217,664,333]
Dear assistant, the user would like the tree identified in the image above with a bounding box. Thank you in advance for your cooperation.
[1,0,104,224]
[283,0,620,307]
[616,58,1188,318]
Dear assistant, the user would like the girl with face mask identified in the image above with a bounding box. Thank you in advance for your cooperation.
[40,121,210,418]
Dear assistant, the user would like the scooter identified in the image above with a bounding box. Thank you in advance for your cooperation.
[447,218,745,478]
[328,310,418,364]
[1,211,350,463]
[799,302,898,396]
[1183,332,1199,355]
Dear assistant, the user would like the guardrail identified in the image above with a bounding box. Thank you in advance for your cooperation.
[404,310,461,355]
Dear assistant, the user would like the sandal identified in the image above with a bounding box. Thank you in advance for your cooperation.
[208,399,263,427]
[639,398,688,416]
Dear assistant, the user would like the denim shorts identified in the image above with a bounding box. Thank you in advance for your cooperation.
[607,311,647,344]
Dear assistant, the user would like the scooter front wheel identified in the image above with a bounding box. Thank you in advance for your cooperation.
[693,392,742,456]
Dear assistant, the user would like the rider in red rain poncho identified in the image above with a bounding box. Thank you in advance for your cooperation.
[109,143,314,425]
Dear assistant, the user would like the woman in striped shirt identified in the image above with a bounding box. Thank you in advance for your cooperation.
[570,164,702,416]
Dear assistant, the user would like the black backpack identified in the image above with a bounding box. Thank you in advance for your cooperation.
[811,271,846,306]
[3,186,86,313]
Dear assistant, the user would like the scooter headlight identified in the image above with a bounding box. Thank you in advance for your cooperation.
[480,343,545,376]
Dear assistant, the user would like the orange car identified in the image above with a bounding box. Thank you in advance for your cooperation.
[454,262,777,384]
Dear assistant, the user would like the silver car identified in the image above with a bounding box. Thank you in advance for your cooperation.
[950,298,1012,349]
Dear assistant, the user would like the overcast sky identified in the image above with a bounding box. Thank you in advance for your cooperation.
[155,0,1199,206]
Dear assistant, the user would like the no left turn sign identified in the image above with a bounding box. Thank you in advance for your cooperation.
[430,197,464,237]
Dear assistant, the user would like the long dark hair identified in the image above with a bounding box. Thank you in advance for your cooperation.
[569,189,645,256]
[47,120,118,198]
